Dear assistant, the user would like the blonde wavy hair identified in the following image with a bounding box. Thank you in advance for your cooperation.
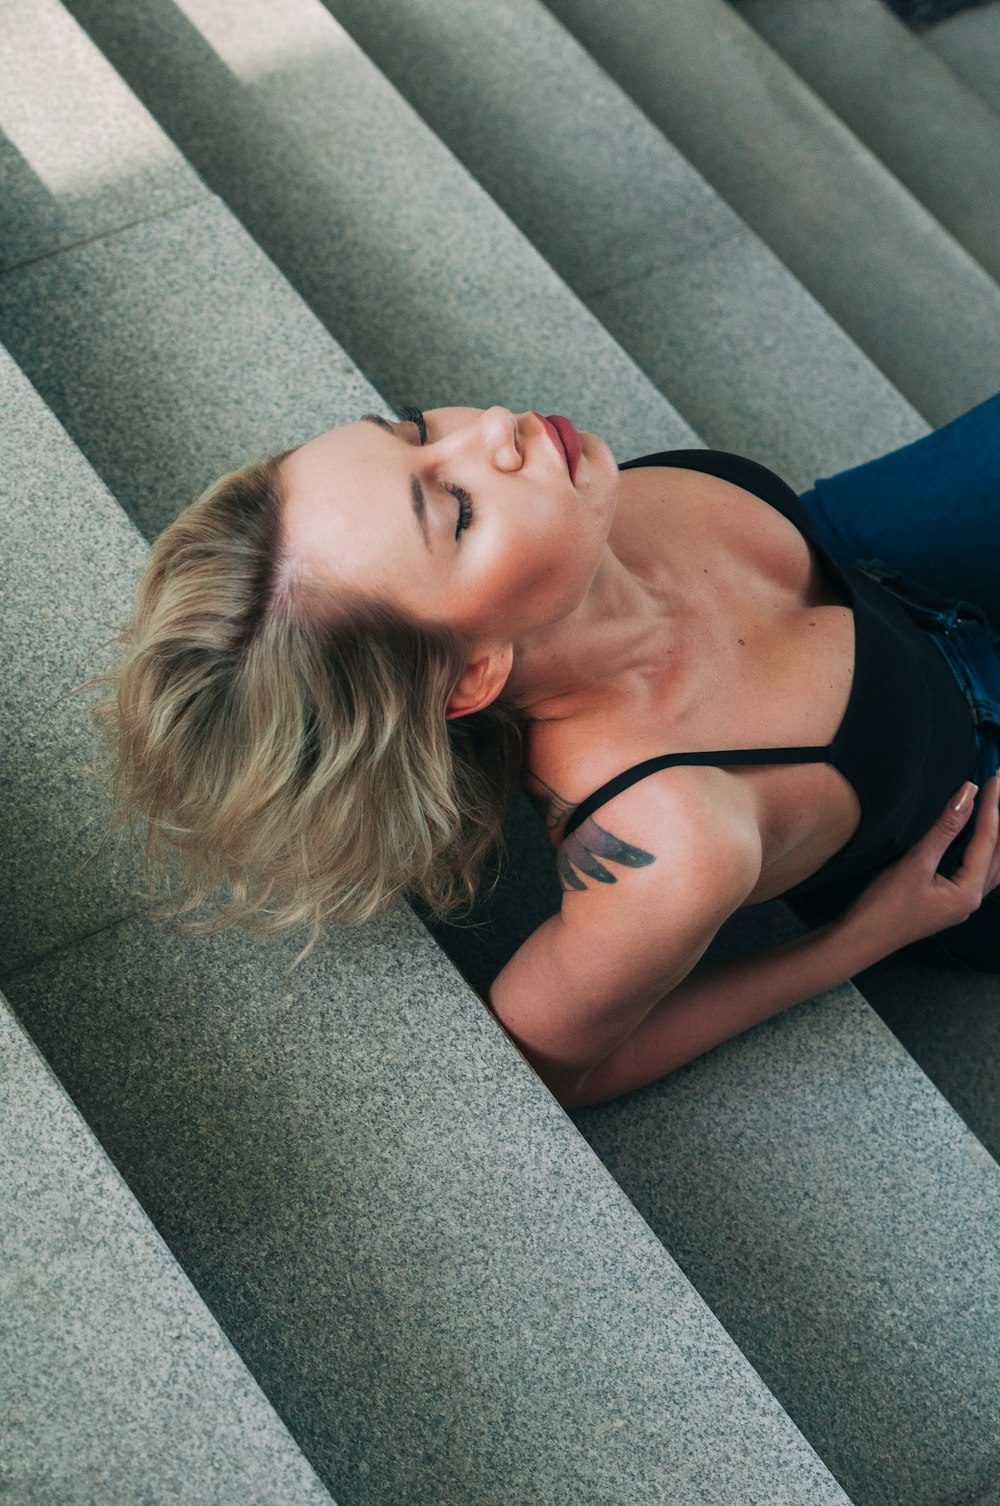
[94,452,523,948]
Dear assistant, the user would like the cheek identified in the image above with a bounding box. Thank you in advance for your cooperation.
[509,539,584,623]
[468,498,590,627]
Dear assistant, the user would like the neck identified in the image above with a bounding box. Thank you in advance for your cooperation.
[504,545,676,725]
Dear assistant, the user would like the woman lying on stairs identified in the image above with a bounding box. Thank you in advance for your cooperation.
[100,392,1000,1107]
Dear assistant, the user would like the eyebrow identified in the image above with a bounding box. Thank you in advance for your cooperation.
[359,412,432,551]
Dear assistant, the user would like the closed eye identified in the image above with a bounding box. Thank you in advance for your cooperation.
[398,405,474,539]
[399,405,427,444]
[450,486,473,538]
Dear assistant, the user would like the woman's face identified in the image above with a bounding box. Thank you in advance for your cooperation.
[279,405,620,647]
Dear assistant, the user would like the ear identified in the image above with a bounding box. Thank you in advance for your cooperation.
[445,643,515,720]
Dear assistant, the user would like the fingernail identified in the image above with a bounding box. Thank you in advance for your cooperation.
[955,782,978,813]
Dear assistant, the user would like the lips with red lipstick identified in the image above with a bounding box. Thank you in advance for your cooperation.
[533,412,582,483]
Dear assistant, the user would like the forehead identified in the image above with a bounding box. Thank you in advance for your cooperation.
[281,418,401,523]
[279,418,422,594]
[284,417,383,488]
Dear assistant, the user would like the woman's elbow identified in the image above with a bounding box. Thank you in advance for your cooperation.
[547,1073,590,1111]
[483,977,634,1110]
[522,1053,594,1111]
[502,1033,603,1110]
[544,1055,627,1110]
[553,1036,646,1108]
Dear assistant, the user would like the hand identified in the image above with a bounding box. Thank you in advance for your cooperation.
[845,772,1000,953]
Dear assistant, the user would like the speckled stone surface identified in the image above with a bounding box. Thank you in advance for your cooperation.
[0,190,847,1506]
[545,0,1000,428]
[0,0,207,273]
[0,346,146,973]
[884,0,992,26]
[924,0,1000,104]
[0,348,854,1502]
[853,950,1000,1162]
[570,923,1000,1506]
[318,0,925,490]
[0,991,338,1506]
[730,0,1000,285]
[0,198,378,541]
[61,0,692,470]
[586,235,925,491]
[2,910,854,1506]
[2,6,994,1502]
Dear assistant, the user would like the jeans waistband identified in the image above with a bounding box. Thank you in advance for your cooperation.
[855,558,1000,780]
[929,629,1000,785]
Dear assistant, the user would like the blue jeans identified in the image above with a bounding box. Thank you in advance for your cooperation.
[798,392,1000,970]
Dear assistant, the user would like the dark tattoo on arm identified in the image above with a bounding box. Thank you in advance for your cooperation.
[527,773,656,893]
[558,816,656,891]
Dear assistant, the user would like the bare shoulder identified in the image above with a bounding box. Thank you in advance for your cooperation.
[525,762,763,907]
[489,767,764,1102]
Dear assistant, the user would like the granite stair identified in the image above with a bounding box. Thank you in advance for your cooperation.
[2,1,999,1502]
[544,0,1000,427]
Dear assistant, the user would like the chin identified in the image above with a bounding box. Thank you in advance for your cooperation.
[582,436,621,512]
[586,426,614,457]
[583,429,618,479]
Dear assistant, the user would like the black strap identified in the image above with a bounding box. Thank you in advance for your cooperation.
[562,746,831,837]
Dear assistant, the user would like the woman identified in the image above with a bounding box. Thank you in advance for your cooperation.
[105,396,1000,1108]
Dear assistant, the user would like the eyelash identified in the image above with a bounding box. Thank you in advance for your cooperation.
[399,405,474,539]
[398,404,427,443]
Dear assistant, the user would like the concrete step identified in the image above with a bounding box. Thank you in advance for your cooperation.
[853,950,1000,1162]
[56,0,693,490]
[0,8,378,542]
[571,905,1000,1506]
[0,349,857,1506]
[283,0,918,488]
[923,0,1000,110]
[5,2,1000,1502]
[544,0,1000,427]
[0,987,339,1506]
[435,878,1000,1506]
[0,6,859,1500]
[729,0,1000,283]
[49,0,999,1203]
[0,0,202,270]
[300,0,1000,1213]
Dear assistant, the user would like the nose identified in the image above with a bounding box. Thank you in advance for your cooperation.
[450,405,522,471]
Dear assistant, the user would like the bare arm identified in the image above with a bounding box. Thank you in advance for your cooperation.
[570,909,897,1107]
[571,774,1000,1107]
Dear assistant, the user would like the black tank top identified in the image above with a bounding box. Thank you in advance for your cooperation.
[563,449,977,899]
